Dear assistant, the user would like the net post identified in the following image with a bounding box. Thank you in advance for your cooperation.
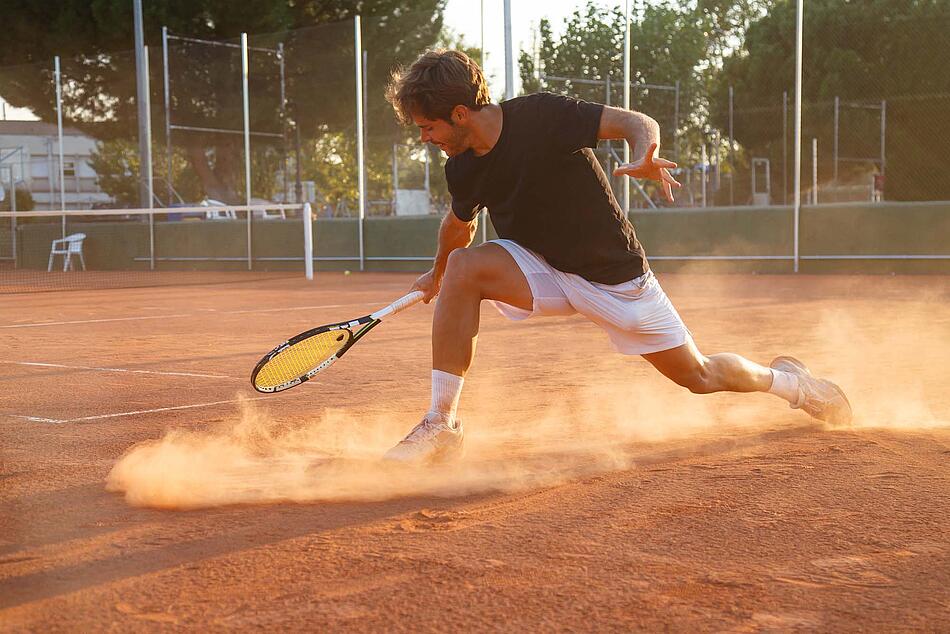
[241,33,253,271]
[303,203,314,280]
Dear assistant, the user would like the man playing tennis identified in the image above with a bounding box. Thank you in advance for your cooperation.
[383,50,851,463]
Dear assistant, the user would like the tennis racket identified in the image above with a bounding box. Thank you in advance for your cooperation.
[251,290,425,393]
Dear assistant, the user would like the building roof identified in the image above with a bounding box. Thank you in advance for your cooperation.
[0,120,87,138]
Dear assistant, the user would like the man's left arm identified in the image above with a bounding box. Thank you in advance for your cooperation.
[597,105,681,202]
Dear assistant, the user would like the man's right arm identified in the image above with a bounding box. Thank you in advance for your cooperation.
[411,210,479,302]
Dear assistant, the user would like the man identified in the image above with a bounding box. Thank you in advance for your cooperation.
[382,50,851,463]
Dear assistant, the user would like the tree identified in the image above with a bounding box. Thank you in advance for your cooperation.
[519,0,712,204]
[0,0,445,204]
[711,0,950,201]
[88,139,203,207]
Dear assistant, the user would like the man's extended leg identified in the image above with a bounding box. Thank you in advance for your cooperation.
[642,338,852,425]
[384,243,534,462]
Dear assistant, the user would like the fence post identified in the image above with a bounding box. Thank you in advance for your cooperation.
[303,203,314,280]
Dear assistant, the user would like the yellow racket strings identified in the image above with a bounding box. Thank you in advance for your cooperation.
[254,329,351,389]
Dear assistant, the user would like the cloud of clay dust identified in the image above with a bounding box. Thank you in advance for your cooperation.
[106,375,763,511]
[809,306,950,430]
[106,293,949,511]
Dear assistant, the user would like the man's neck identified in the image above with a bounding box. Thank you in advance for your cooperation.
[468,104,503,157]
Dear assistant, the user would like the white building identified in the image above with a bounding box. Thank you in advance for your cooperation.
[0,120,112,210]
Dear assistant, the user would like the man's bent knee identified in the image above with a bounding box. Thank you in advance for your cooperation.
[443,248,482,286]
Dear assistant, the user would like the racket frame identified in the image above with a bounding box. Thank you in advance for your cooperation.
[250,291,423,394]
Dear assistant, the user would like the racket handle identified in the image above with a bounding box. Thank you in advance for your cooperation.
[370,290,425,320]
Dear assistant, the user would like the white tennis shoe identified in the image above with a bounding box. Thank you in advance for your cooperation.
[770,356,853,426]
[383,413,464,463]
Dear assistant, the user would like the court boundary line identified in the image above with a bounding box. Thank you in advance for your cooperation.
[5,396,272,425]
[2,361,235,380]
[1,301,381,329]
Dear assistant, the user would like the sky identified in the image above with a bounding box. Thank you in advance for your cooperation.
[443,0,624,99]
[0,0,623,121]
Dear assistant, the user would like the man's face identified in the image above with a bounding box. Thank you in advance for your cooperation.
[412,112,468,157]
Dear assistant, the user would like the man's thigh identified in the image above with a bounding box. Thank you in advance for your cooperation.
[641,337,705,384]
[455,242,534,312]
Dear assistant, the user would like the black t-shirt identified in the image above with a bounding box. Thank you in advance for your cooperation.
[445,92,649,285]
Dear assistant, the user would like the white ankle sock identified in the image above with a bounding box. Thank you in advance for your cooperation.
[429,369,464,422]
[768,369,801,405]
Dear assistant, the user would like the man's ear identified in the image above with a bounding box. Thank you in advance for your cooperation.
[450,105,468,124]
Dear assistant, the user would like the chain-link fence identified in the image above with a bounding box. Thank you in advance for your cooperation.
[1,2,948,225]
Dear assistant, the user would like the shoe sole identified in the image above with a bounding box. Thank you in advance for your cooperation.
[770,356,853,427]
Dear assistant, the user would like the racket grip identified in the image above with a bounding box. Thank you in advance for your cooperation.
[371,290,425,320]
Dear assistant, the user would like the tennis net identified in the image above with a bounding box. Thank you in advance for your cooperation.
[0,203,311,293]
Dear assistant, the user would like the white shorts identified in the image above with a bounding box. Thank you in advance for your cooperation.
[489,239,691,355]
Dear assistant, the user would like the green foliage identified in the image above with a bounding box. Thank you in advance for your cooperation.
[0,186,34,212]
[88,138,203,206]
[0,0,446,205]
[711,0,950,201]
[518,0,714,204]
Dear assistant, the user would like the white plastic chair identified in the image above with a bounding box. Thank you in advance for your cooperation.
[48,233,87,272]
[201,198,237,220]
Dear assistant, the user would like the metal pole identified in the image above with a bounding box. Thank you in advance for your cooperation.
[728,85,734,206]
[674,80,680,163]
[622,0,630,213]
[783,91,788,206]
[294,120,302,204]
[55,56,66,238]
[833,95,839,184]
[163,26,172,206]
[701,144,707,208]
[480,0,486,70]
[484,0,488,244]
[880,99,887,176]
[303,202,313,280]
[714,130,721,192]
[8,166,16,267]
[792,0,803,273]
[143,45,155,269]
[241,33,252,270]
[279,42,287,204]
[355,16,366,271]
[812,137,818,205]
[392,143,398,212]
[503,0,514,100]
[480,0,488,243]
[133,0,152,210]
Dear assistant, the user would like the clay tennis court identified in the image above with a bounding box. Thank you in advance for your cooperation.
[1,271,948,630]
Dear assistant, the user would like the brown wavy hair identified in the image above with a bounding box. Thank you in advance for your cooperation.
[386,49,491,125]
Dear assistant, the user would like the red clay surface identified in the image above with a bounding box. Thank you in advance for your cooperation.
[1,272,948,631]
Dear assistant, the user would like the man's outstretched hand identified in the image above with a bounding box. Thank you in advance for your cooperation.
[612,143,681,203]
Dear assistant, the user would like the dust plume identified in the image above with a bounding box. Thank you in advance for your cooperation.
[107,285,948,510]
[105,376,758,510]
[809,306,950,430]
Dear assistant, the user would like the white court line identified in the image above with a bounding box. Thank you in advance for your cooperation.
[6,396,272,425]
[2,361,234,380]
[1,313,194,329]
[1,301,381,329]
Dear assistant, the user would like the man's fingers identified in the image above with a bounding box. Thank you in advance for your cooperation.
[655,158,677,169]
[661,168,681,188]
